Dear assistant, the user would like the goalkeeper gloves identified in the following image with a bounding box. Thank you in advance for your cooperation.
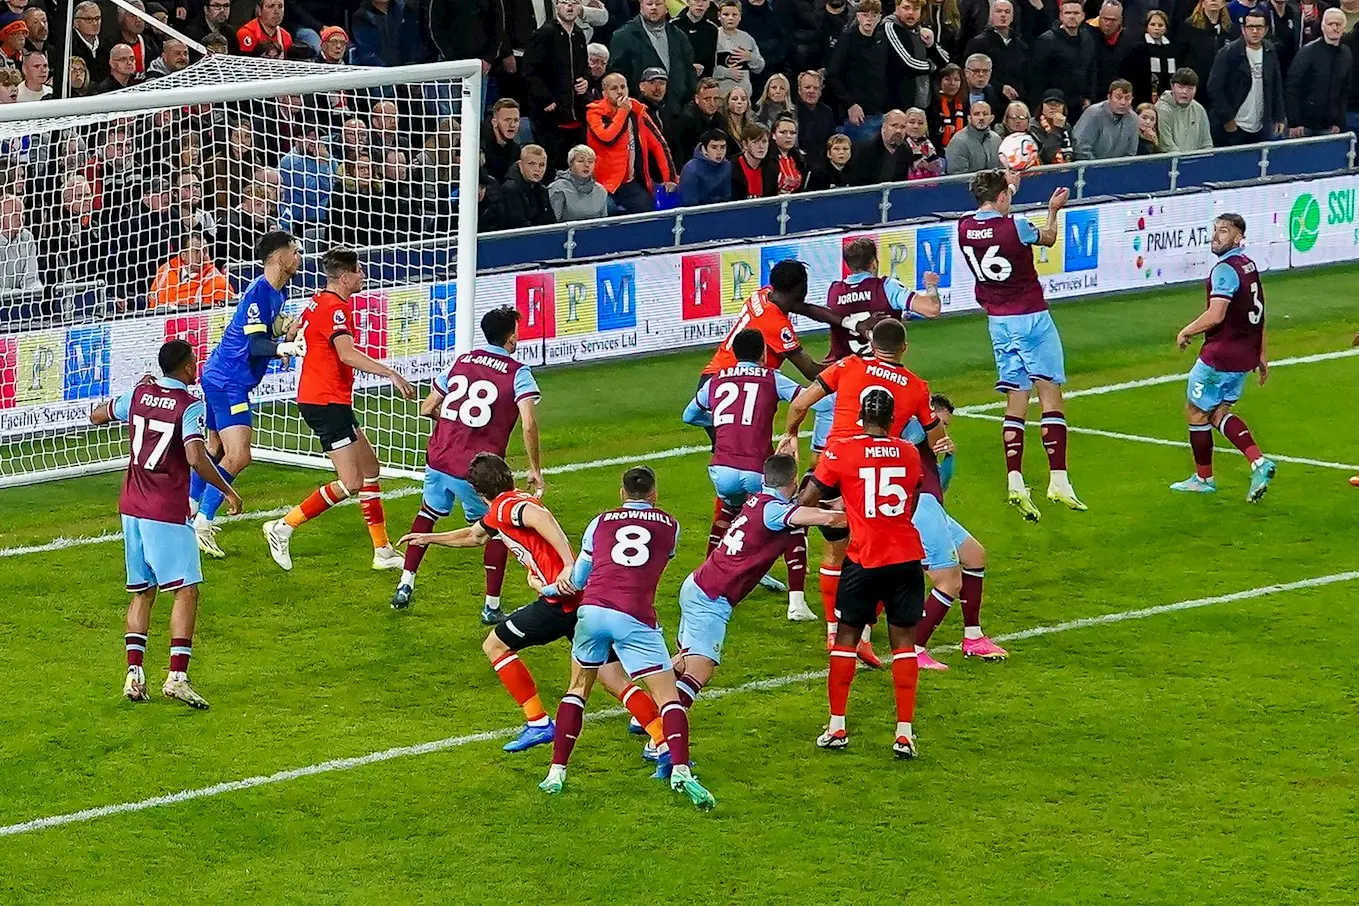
[276,340,305,357]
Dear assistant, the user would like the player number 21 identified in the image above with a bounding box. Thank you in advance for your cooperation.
[439,376,499,428]
[712,381,760,427]
[130,415,176,471]
[858,466,910,517]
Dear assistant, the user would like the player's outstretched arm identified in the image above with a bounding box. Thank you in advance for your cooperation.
[1176,298,1229,349]
[777,382,825,455]
[518,399,545,497]
[521,505,577,591]
[784,346,827,381]
[89,400,115,426]
[418,386,444,419]
[332,334,417,400]
[787,505,847,530]
[399,522,491,549]
[1033,188,1069,248]
[908,272,942,319]
[186,440,243,515]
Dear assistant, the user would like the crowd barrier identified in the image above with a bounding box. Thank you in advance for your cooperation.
[3,171,1358,439]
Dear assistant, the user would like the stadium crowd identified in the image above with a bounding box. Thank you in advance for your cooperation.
[0,0,1355,311]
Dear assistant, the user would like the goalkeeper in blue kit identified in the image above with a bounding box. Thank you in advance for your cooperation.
[189,231,303,557]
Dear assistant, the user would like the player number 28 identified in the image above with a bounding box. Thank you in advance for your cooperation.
[961,245,1013,283]
[713,381,760,427]
[857,466,910,517]
[130,414,176,471]
[439,376,499,428]
[611,526,653,567]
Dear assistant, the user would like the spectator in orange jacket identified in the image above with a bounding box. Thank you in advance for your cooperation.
[585,72,678,214]
[148,232,233,310]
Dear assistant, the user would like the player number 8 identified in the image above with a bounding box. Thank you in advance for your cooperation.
[440,376,498,428]
[611,526,652,567]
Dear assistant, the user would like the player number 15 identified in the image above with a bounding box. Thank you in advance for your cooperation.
[858,466,910,517]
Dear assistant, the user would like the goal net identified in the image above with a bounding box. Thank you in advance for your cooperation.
[0,55,482,488]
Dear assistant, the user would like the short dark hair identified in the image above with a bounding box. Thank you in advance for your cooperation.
[1170,67,1199,87]
[622,466,656,499]
[699,128,727,146]
[696,76,720,93]
[763,453,798,488]
[1109,78,1134,96]
[742,122,770,142]
[768,259,808,295]
[158,338,194,375]
[491,97,520,115]
[1243,8,1266,24]
[969,168,1010,204]
[1216,212,1247,235]
[321,247,360,279]
[468,452,515,499]
[481,306,521,347]
[843,237,877,273]
[860,388,895,430]
[871,317,907,355]
[929,392,954,413]
[256,230,296,264]
[731,328,766,363]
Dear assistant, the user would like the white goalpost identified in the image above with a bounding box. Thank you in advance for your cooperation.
[0,55,482,488]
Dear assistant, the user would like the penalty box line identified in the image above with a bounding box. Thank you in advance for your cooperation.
[2,569,1357,840]
[954,348,1359,416]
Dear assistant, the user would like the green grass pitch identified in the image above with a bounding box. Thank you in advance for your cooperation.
[3,267,1359,904]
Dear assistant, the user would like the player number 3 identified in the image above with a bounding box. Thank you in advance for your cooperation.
[858,466,910,517]
[439,376,499,428]
[611,526,653,567]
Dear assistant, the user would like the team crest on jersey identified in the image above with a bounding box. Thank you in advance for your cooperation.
[332,309,347,325]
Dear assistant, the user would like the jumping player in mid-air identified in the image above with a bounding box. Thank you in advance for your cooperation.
[263,248,417,571]
[533,467,715,809]
[684,329,813,621]
[957,169,1084,520]
[391,306,544,623]
[1171,213,1276,501]
[800,390,928,759]
[189,230,301,557]
[91,339,243,709]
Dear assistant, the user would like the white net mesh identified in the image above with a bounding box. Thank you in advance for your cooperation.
[0,56,479,487]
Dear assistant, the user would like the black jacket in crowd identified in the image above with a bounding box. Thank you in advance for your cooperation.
[797,100,837,166]
[1028,23,1098,112]
[826,22,890,117]
[885,16,950,110]
[847,135,913,186]
[668,102,725,164]
[672,8,719,76]
[481,131,522,184]
[1285,37,1352,131]
[1091,25,1139,99]
[1176,18,1234,97]
[422,0,507,64]
[1119,36,1178,104]
[1263,0,1304,75]
[487,162,555,230]
[964,26,1028,100]
[521,19,589,126]
[1206,37,1286,131]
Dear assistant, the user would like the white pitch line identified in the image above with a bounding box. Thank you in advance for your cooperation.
[955,412,1359,472]
[955,348,1359,415]
[2,569,1356,840]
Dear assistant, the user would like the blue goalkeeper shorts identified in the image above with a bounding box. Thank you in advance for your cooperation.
[202,388,253,432]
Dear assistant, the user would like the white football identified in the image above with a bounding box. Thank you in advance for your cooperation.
[998,132,1040,172]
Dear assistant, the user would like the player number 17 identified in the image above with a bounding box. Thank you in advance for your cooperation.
[130,414,176,471]
[858,466,910,517]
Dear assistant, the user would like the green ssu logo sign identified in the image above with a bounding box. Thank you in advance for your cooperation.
[1290,193,1320,253]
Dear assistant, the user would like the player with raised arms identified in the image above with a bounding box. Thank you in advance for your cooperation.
[391,306,544,622]
[673,453,847,712]
[399,453,672,757]
[532,467,714,809]
[902,395,1008,669]
[683,328,813,621]
[799,389,928,758]
[91,339,243,709]
[263,248,417,571]
[778,317,947,665]
[957,169,1084,520]
[1171,213,1276,500]
[189,230,302,557]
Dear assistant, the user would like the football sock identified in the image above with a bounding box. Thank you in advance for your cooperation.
[169,637,192,673]
[359,477,390,549]
[196,461,236,522]
[401,507,440,575]
[676,672,705,709]
[1217,413,1263,465]
[1003,416,1026,477]
[484,539,508,604]
[828,645,857,731]
[891,648,918,725]
[617,683,665,746]
[785,529,807,594]
[1040,410,1068,472]
[661,702,691,766]
[708,501,739,555]
[189,466,207,507]
[961,567,986,634]
[551,694,585,766]
[819,566,840,632]
[1189,423,1215,478]
[491,652,548,724]
[284,479,349,528]
[914,588,953,649]
[124,632,147,668]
